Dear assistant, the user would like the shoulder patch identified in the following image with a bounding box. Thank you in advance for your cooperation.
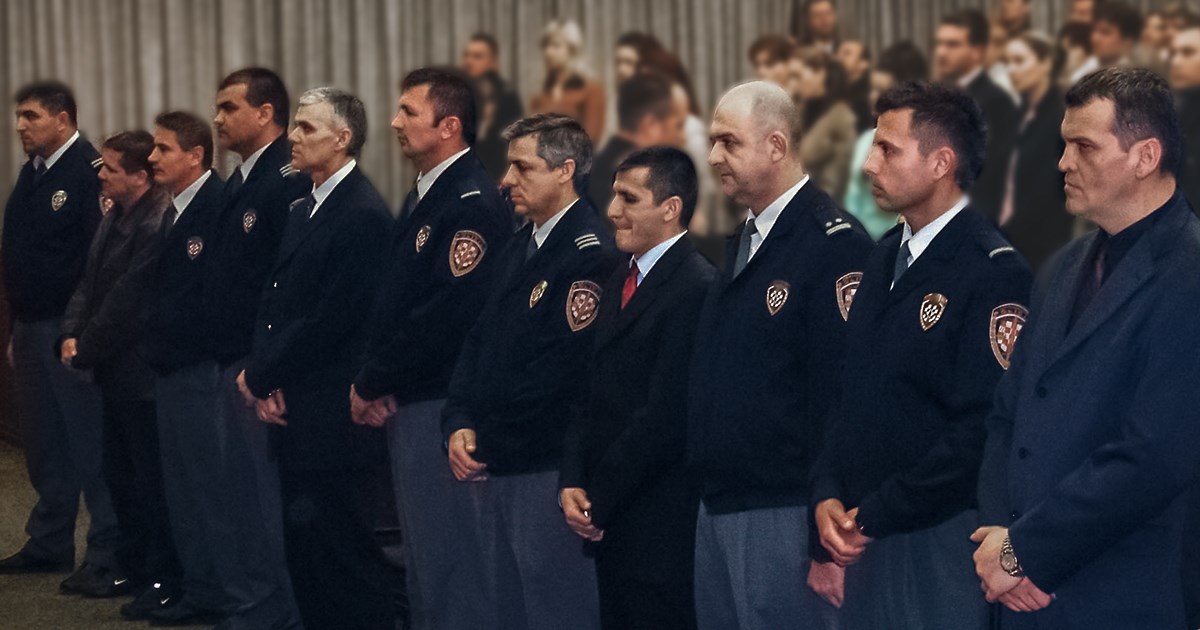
[989,303,1028,369]
[279,164,297,178]
[835,272,863,321]
[449,230,487,277]
[566,280,602,331]
[575,233,601,250]
[460,190,482,199]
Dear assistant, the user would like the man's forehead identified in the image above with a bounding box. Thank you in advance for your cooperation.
[15,100,48,114]
[614,166,650,189]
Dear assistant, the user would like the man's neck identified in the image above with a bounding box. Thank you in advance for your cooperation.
[532,193,578,228]
[1096,178,1177,235]
[747,165,806,216]
[118,185,152,211]
[899,184,962,234]
[310,156,352,188]
[414,141,468,174]
[239,129,283,161]
[38,130,75,160]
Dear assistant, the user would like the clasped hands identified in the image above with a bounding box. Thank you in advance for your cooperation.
[971,526,1054,613]
[236,369,287,425]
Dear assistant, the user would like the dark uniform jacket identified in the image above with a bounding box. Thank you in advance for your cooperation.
[964,71,1018,224]
[2,135,102,324]
[204,135,311,367]
[442,197,619,476]
[61,186,171,399]
[144,171,224,374]
[978,192,1200,629]
[688,181,873,514]
[244,166,391,472]
[560,236,715,582]
[354,150,512,404]
[811,207,1032,541]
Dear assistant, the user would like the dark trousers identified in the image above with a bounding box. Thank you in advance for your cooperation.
[10,318,119,569]
[100,396,180,583]
[596,554,696,630]
[280,466,397,630]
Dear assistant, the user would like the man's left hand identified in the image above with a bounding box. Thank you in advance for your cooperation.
[971,526,1024,603]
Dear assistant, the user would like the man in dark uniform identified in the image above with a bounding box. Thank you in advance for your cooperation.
[587,73,686,217]
[238,87,397,630]
[560,146,715,630]
[974,67,1200,629]
[687,80,873,630]
[0,81,122,593]
[58,131,180,603]
[208,67,309,630]
[140,111,228,627]
[934,10,1018,223]
[442,113,617,630]
[348,68,511,630]
[808,82,1032,629]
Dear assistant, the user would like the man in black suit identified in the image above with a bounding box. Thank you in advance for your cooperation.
[587,73,686,218]
[934,9,1018,223]
[560,146,715,630]
[809,82,1032,629]
[237,87,397,630]
[688,81,873,630]
[142,111,228,626]
[207,67,309,630]
[462,32,525,181]
[349,67,512,630]
[974,68,1200,629]
[442,113,618,630]
[0,82,120,589]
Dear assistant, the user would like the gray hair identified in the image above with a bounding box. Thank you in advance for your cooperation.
[502,113,593,194]
[297,87,367,157]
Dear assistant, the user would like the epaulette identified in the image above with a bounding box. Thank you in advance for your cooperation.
[811,202,854,237]
[575,233,602,250]
[460,190,482,199]
[91,157,104,170]
[977,229,1019,260]
[279,163,297,178]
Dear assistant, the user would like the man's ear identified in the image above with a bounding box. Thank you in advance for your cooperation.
[1131,137,1164,180]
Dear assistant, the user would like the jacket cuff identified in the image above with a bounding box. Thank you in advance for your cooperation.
[854,493,891,540]
[441,411,475,443]
[243,366,273,400]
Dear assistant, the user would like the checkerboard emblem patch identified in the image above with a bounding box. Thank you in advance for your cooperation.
[919,293,948,331]
[450,230,486,277]
[566,281,602,332]
[989,303,1028,369]
[766,281,790,316]
[835,272,862,321]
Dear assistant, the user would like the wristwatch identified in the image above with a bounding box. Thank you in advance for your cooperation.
[999,535,1025,577]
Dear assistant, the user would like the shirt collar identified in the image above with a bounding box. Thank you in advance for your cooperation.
[310,159,357,215]
[631,231,687,285]
[34,130,80,172]
[900,195,968,263]
[746,175,809,240]
[533,198,578,248]
[238,141,272,180]
[417,147,470,200]
[957,66,983,89]
[172,170,213,216]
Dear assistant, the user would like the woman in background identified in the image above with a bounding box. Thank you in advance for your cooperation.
[531,19,606,143]
[790,47,857,201]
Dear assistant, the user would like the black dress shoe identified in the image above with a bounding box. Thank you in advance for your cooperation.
[0,551,73,574]
[59,562,102,593]
[146,601,225,627]
[120,582,180,620]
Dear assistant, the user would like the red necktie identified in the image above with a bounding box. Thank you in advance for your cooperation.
[620,261,639,309]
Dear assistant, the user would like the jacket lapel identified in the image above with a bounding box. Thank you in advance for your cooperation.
[887,209,974,304]
[274,168,354,267]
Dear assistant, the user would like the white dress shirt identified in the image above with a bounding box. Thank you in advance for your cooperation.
[309,159,357,218]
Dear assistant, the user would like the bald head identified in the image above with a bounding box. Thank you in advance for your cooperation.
[709,81,808,212]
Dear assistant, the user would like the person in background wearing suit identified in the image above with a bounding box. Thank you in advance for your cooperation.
[237,87,397,630]
[58,131,180,606]
[209,67,310,630]
[560,146,715,630]
[974,67,1200,630]
[1000,33,1072,273]
[809,82,1031,629]
[462,33,524,182]
[688,81,873,630]
[0,82,121,593]
[588,73,687,221]
[934,9,1018,224]
[141,111,228,627]
[442,113,617,630]
[349,67,512,630]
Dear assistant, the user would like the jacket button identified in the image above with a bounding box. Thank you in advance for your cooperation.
[273,282,278,288]
[267,324,272,331]
[1035,386,1047,398]
[1010,510,1021,520]
[1017,447,1029,459]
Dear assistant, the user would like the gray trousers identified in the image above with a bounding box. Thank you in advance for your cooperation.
[387,398,486,630]
[466,469,600,630]
[842,509,988,630]
[214,360,301,630]
[9,318,118,570]
[694,503,839,630]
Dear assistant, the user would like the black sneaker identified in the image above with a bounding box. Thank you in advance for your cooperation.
[59,562,103,594]
[120,581,179,620]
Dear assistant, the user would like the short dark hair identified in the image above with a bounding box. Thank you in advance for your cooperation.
[1065,67,1182,176]
[877,41,929,84]
[154,111,214,169]
[748,34,796,65]
[401,67,478,145]
[615,146,699,228]
[875,81,987,190]
[218,67,291,128]
[1057,21,1093,55]
[297,87,368,158]
[940,9,990,48]
[468,32,500,57]
[101,130,155,178]
[14,81,78,126]
[502,113,593,194]
[1094,1,1144,42]
[616,31,663,55]
[617,73,675,133]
